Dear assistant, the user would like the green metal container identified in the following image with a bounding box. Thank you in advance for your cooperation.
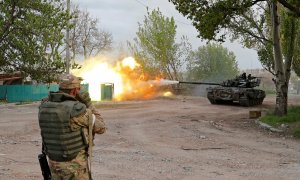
[101,83,114,101]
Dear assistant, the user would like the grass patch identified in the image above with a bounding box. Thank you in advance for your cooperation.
[264,89,276,95]
[0,100,7,104]
[293,128,300,138]
[15,101,33,105]
[260,106,300,138]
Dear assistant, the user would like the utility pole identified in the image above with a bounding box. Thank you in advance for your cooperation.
[66,0,71,73]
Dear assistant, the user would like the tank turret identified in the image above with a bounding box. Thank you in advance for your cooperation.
[179,73,266,106]
[219,72,261,88]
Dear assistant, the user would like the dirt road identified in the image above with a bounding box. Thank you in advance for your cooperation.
[0,95,300,180]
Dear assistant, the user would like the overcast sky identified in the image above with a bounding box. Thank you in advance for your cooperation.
[73,0,262,70]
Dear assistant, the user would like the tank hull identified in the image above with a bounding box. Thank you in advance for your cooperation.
[207,86,266,106]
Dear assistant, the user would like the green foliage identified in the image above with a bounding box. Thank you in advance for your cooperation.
[186,43,239,82]
[254,2,300,76]
[169,0,261,42]
[261,105,300,138]
[280,4,300,77]
[0,0,70,83]
[169,0,300,41]
[169,0,300,76]
[169,0,300,117]
[293,128,300,138]
[289,17,300,77]
[128,8,191,80]
[169,0,277,73]
[261,106,300,125]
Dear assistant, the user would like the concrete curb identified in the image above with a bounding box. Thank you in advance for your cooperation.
[255,119,284,133]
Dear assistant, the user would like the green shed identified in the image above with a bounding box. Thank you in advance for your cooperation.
[101,83,114,101]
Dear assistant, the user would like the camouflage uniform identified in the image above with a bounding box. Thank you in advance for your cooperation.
[41,74,106,180]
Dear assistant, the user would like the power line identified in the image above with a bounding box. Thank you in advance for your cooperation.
[132,0,193,26]
[133,0,147,7]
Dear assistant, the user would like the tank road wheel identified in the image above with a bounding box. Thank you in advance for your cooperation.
[251,99,255,106]
[239,97,250,107]
[252,99,257,106]
[259,98,264,105]
[250,99,254,106]
[257,99,261,105]
[207,92,216,104]
[208,97,216,104]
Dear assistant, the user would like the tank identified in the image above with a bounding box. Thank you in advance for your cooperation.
[179,73,266,106]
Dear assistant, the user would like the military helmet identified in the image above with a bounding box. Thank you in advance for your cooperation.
[59,74,83,89]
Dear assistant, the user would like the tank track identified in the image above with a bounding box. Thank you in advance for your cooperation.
[239,97,264,107]
[207,90,265,107]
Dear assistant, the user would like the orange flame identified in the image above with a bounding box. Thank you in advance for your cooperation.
[72,56,169,101]
[163,91,173,97]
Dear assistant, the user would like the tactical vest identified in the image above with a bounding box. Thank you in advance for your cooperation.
[38,92,87,162]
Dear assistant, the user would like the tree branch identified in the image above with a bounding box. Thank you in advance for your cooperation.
[241,13,271,44]
[0,1,17,43]
[229,20,271,46]
[278,0,300,17]
[249,0,268,7]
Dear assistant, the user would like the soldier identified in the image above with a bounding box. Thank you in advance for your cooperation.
[38,74,106,180]
[240,72,247,80]
[248,73,255,80]
[238,73,247,87]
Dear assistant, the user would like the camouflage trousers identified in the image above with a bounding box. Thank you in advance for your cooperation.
[49,150,91,180]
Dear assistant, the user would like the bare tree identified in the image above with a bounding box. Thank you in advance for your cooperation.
[69,6,113,60]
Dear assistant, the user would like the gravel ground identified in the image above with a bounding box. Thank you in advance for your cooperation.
[0,95,300,180]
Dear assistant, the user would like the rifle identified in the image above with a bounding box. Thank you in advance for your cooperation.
[38,145,51,180]
[87,109,94,179]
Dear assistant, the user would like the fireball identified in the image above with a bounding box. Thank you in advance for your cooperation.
[72,56,171,101]
[163,91,173,97]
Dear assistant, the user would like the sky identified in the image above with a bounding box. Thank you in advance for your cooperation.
[73,0,263,70]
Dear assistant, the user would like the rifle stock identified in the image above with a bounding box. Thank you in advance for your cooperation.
[38,153,51,180]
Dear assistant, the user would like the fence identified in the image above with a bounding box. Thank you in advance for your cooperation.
[0,85,7,100]
[0,84,89,103]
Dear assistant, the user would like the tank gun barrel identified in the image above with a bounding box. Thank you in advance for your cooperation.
[179,81,220,85]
